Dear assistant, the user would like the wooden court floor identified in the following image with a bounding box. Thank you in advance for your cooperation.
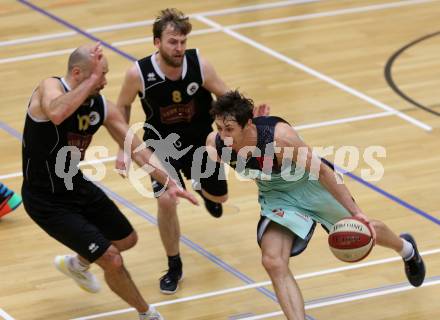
[1,1,440,319]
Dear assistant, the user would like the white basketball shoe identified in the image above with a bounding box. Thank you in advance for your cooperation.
[54,255,101,293]
[139,306,164,320]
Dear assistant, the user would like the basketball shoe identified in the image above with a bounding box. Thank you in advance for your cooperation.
[400,233,425,287]
[192,180,223,218]
[54,255,101,293]
[0,183,22,218]
[139,306,164,320]
[159,268,183,294]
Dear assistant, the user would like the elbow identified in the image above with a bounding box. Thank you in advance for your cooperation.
[48,112,65,125]
[45,106,68,125]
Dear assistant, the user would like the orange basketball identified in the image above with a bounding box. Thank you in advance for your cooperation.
[328,217,373,262]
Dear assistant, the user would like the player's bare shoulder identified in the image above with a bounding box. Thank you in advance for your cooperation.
[28,78,63,121]
[206,131,217,147]
[124,64,142,87]
[39,77,63,93]
[274,121,297,147]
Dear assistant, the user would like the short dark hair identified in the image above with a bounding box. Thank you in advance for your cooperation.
[210,90,254,128]
[153,8,192,40]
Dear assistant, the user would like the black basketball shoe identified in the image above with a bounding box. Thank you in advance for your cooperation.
[196,189,223,218]
[159,268,183,294]
[400,233,425,287]
[192,180,223,218]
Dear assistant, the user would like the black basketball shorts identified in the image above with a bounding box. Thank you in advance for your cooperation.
[150,146,227,197]
[21,181,133,262]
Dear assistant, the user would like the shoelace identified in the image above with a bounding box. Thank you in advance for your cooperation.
[160,268,182,282]
[160,271,180,281]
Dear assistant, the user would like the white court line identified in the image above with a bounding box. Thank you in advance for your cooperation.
[0,27,223,64]
[197,0,318,17]
[0,172,23,180]
[195,15,432,132]
[70,249,440,319]
[0,0,316,47]
[0,309,15,320]
[294,111,394,130]
[0,156,116,180]
[107,0,434,48]
[0,111,395,181]
[240,278,440,319]
[2,4,432,130]
[111,28,220,47]
[0,31,76,47]
[0,48,74,64]
[1,0,434,63]
[229,0,437,30]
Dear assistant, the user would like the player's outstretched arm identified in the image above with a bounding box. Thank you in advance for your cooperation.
[104,101,198,205]
[205,131,222,163]
[200,55,229,98]
[114,64,143,176]
[275,122,374,233]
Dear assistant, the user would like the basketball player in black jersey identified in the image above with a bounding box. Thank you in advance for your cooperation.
[115,8,268,294]
[207,90,425,320]
[21,43,197,320]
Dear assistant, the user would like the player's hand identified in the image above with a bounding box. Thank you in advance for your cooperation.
[253,103,270,117]
[353,212,376,244]
[89,42,104,84]
[166,180,199,206]
[115,149,129,178]
[90,42,103,69]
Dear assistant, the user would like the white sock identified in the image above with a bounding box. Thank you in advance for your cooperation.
[400,239,415,261]
[68,255,90,272]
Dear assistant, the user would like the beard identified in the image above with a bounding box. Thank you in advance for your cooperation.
[160,49,184,68]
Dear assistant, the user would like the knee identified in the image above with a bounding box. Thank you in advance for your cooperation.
[114,231,138,252]
[261,253,287,275]
[97,245,124,272]
[157,191,177,212]
[128,230,138,247]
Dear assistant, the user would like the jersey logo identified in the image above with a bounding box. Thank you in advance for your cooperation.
[187,82,199,95]
[77,112,100,131]
[147,72,156,82]
[67,132,93,160]
[89,111,100,126]
[160,101,195,124]
[88,242,99,253]
[272,208,285,218]
[77,114,90,131]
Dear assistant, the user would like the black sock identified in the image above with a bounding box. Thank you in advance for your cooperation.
[168,254,182,273]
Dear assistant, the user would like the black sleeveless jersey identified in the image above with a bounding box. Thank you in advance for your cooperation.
[215,116,288,175]
[22,77,107,193]
[136,49,214,147]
